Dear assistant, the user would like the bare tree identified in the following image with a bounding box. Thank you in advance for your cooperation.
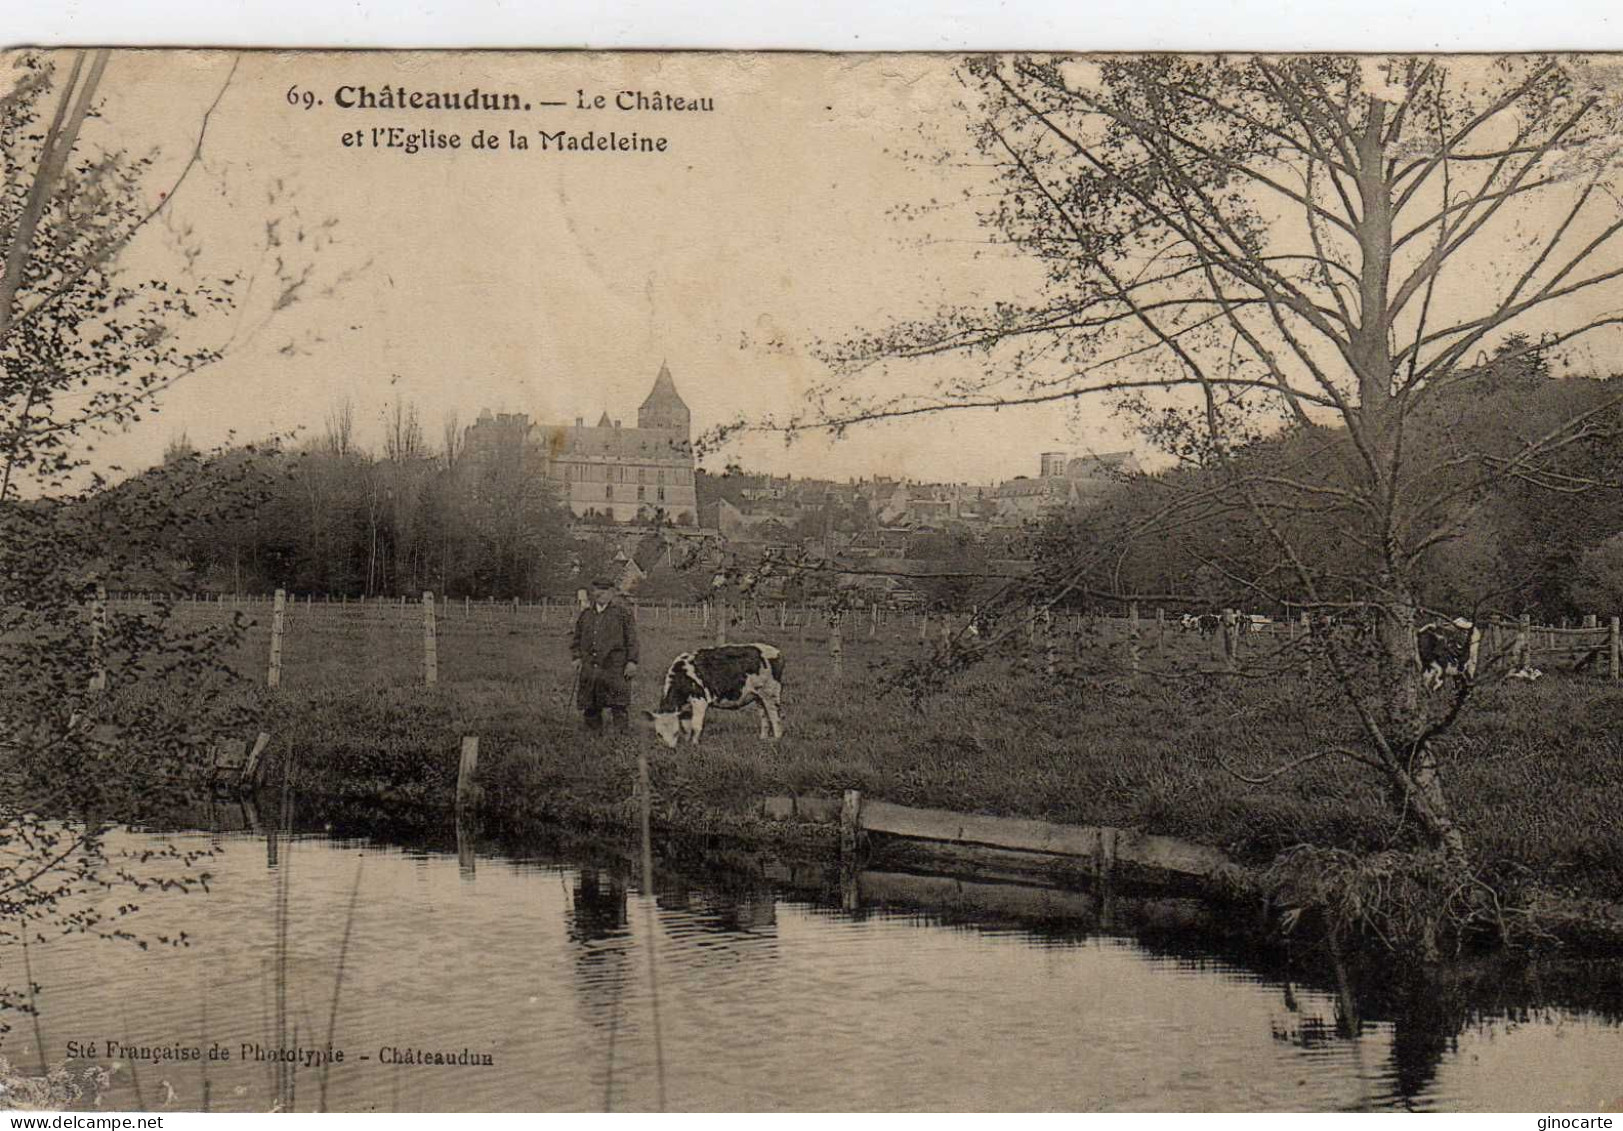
[752,55,1623,865]
[0,50,348,998]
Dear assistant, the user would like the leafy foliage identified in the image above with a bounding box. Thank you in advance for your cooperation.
[1,50,345,1035]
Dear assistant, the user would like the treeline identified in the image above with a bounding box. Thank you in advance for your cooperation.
[1035,347,1623,621]
[108,403,606,599]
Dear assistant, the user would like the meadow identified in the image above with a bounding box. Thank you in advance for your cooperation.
[147,595,1623,902]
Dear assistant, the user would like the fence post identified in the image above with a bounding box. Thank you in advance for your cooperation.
[716,600,728,645]
[423,590,438,686]
[456,735,479,812]
[1129,601,1141,675]
[1156,607,1165,658]
[1611,616,1620,682]
[268,588,286,688]
[840,789,862,857]
[830,616,844,677]
[88,583,108,694]
[1518,613,1532,669]
[1222,608,1239,671]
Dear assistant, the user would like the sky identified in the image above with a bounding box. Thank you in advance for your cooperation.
[48,49,1136,488]
[30,49,1623,492]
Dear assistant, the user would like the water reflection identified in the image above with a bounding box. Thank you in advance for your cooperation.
[9,797,1622,1113]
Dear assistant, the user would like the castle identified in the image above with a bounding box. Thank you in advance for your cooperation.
[463,362,699,524]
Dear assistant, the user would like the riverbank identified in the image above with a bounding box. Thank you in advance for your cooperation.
[249,658,1623,944]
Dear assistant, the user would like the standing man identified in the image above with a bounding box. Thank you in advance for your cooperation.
[571,577,640,734]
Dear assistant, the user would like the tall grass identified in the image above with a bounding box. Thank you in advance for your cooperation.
[182,607,1623,900]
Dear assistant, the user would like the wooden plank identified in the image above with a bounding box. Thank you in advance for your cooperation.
[242,731,270,786]
[860,799,1236,879]
[861,799,1104,858]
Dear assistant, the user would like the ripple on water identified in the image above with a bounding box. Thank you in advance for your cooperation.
[14,827,1622,1112]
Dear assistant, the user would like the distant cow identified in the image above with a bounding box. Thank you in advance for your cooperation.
[645,643,785,748]
[1416,619,1482,691]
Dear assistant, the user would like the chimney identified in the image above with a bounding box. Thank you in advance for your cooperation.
[614,419,622,429]
[575,417,583,427]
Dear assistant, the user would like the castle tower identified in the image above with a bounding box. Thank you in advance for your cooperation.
[637,360,691,434]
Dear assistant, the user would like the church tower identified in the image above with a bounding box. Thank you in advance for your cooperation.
[637,360,691,435]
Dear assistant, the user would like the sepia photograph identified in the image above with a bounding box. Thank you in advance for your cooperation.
[1,45,1622,1114]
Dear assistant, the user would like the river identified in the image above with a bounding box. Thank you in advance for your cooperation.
[12,797,1622,1112]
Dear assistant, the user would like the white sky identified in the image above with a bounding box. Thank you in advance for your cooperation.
[53,50,1128,487]
[26,40,1623,489]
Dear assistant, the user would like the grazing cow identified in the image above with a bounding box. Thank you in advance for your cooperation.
[1415,618,1482,691]
[1246,614,1273,634]
[645,643,785,748]
[1197,613,1222,638]
[1179,613,1201,632]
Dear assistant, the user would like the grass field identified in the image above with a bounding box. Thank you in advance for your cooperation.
[128,596,1623,902]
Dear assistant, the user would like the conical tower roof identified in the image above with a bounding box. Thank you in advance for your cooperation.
[640,360,686,409]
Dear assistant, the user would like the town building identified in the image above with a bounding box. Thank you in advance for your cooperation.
[993,451,1140,519]
[463,361,700,525]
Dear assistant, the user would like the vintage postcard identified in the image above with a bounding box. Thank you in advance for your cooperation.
[2,48,1622,1115]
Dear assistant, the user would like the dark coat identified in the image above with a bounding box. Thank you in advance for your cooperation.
[571,601,640,710]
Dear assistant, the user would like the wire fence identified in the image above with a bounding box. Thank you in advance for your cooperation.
[80,591,1623,690]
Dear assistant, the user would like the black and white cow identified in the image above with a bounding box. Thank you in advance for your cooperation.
[1416,618,1482,692]
[644,643,785,748]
